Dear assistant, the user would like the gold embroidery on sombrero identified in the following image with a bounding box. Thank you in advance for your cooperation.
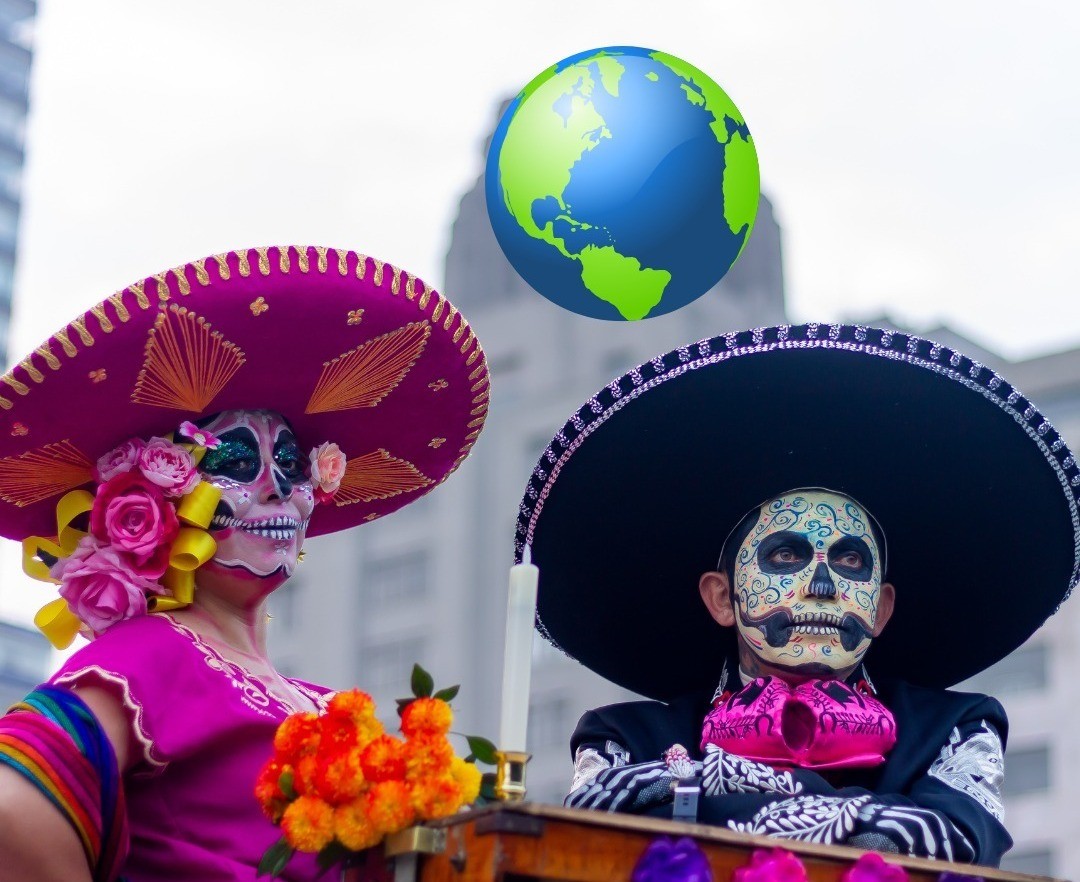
[389,265,401,295]
[88,369,106,383]
[10,423,27,436]
[429,378,448,392]
[334,449,433,505]
[249,297,268,316]
[347,309,364,326]
[313,246,328,273]
[236,250,252,277]
[211,253,231,281]
[305,321,431,414]
[295,247,309,273]
[254,246,271,276]
[0,441,93,507]
[336,249,348,276]
[406,276,419,302]
[428,438,445,449]
[125,281,151,310]
[131,304,246,411]
[190,258,210,286]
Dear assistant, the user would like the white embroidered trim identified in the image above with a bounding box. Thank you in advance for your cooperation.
[570,746,612,793]
[53,665,164,771]
[928,721,1006,823]
[728,793,872,844]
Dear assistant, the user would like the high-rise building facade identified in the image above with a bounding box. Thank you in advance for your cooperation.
[0,0,32,365]
[0,618,48,708]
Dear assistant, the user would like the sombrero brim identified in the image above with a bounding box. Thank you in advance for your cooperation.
[0,246,489,541]
[516,324,1080,699]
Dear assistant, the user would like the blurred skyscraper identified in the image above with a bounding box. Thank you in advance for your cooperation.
[0,0,33,365]
[0,618,47,707]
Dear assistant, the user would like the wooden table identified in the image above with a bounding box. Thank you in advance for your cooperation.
[363,803,1058,882]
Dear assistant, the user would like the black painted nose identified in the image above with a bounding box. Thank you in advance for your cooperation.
[807,562,836,598]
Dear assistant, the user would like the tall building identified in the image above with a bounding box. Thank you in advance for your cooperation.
[0,618,48,708]
[271,114,787,804]
[0,0,32,365]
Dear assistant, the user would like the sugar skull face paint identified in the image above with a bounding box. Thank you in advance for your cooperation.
[731,489,889,676]
[193,410,315,579]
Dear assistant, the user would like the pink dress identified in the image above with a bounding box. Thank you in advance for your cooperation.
[49,613,333,881]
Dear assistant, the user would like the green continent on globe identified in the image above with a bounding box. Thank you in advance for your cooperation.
[497,49,675,320]
[650,50,760,241]
[577,245,672,321]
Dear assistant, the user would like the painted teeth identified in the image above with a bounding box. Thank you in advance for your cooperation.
[210,515,309,536]
[791,613,842,627]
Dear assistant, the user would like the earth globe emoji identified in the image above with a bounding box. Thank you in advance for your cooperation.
[485,46,760,321]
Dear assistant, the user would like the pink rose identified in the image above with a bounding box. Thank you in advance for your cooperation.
[309,442,347,495]
[138,436,200,496]
[95,438,146,483]
[90,471,179,577]
[54,536,161,634]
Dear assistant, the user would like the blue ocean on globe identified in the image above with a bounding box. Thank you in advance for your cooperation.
[485,46,760,321]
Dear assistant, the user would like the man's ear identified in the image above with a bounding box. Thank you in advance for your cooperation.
[872,582,896,636]
[700,570,736,627]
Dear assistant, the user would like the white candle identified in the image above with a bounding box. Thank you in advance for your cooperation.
[499,544,539,753]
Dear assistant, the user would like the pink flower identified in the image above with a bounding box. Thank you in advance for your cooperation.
[178,420,221,449]
[53,536,162,634]
[840,854,908,882]
[309,442,346,496]
[95,438,146,483]
[138,436,200,497]
[734,850,808,882]
[90,471,179,577]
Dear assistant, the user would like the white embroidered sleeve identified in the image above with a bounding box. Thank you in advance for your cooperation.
[927,720,1005,823]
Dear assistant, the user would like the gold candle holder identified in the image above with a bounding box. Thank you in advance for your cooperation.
[494,749,531,802]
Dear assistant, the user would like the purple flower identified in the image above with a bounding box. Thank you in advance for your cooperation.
[632,837,712,882]
[733,849,808,882]
[841,853,909,882]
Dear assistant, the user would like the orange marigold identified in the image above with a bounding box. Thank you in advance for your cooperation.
[410,772,464,820]
[319,713,358,754]
[254,758,292,820]
[365,779,416,835]
[400,697,453,737]
[334,797,382,852]
[280,795,335,852]
[293,753,320,797]
[313,750,366,804]
[328,689,376,725]
[360,734,406,782]
[449,757,482,805]
[273,712,321,763]
[402,733,454,782]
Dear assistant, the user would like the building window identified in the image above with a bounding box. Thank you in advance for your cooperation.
[363,551,428,608]
[1001,848,1054,877]
[528,694,570,750]
[361,637,427,698]
[960,644,1047,696]
[1002,745,1050,798]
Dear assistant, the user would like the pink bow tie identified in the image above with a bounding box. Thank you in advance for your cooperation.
[700,676,897,770]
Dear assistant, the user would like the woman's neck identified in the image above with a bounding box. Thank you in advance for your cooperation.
[180,593,270,662]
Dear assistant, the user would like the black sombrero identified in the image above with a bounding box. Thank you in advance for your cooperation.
[515,323,1080,700]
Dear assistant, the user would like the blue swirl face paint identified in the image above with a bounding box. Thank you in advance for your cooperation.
[732,489,885,676]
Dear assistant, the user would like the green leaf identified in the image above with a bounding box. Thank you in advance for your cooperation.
[411,663,434,698]
[466,735,498,765]
[257,838,294,878]
[278,769,297,801]
[315,841,351,876]
[433,684,460,702]
[479,771,498,801]
[395,697,413,718]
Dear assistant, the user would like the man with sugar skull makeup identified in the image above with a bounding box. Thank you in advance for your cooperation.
[0,247,489,881]
[516,325,1080,867]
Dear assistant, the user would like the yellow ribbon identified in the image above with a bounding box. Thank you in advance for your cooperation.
[34,598,83,650]
[23,481,222,648]
[176,482,221,528]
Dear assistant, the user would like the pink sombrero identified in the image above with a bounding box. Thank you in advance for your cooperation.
[0,245,489,542]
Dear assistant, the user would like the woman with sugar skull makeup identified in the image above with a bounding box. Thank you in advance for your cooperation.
[0,247,489,881]
[516,324,1080,867]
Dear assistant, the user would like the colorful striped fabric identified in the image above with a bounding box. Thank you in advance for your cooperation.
[0,685,129,881]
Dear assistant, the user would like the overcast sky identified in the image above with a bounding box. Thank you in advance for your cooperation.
[2,0,1078,624]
